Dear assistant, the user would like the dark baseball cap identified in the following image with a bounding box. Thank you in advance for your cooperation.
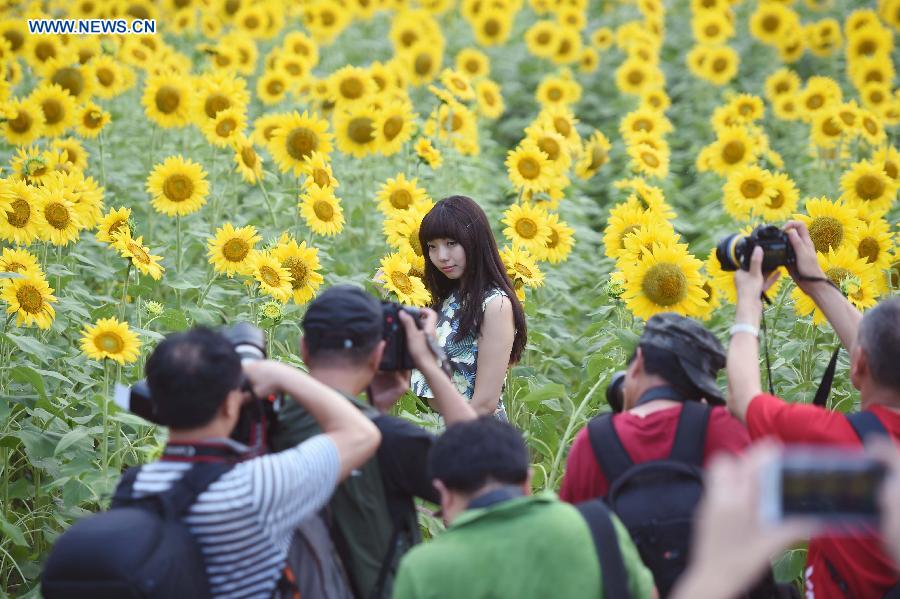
[302,284,383,350]
[640,313,726,405]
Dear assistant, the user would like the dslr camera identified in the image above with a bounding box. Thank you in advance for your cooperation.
[716,225,796,272]
[379,302,424,371]
[117,322,280,457]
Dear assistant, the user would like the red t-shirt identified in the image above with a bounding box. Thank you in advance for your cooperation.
[559,404,750,503]
[747,393,900,599]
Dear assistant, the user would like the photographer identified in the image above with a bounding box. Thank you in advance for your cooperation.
[728,221,900,598]
[274,285,477,599]
[128,327,380,597]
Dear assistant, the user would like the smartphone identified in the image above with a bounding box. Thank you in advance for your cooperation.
[759,447,887,530]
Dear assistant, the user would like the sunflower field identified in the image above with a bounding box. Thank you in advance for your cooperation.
[0,0,898,594]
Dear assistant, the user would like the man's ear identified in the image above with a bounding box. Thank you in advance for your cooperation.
[628,346,644,376]
[300,336,310,365]
[850,344,866,391]
[368,339,387,372]
[221,388,245,421]
[521,468,533,496]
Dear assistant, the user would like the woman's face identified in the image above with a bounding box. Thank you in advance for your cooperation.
[427,238,466,280]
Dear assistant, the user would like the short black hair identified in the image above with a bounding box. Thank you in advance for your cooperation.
[428,417,529,494]
[304,337,382,368]
[145,327,243,430]
[859,297,900,393]
[635,343,705,401]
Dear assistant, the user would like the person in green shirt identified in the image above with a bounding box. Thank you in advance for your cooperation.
[392,418,657,599]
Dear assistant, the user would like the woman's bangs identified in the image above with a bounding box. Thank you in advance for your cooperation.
[419,203,469,243]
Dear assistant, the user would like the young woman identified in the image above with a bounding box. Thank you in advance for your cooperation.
[410,195,527,421]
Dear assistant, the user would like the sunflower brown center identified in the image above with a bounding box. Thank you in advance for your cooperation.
[400,31,418,47]
[163,174,194,202]
[155,86,181,114]
[589,145,608,170]
[767,190,785,209]
[312,168,330,187]
[383,115,403,140]
[287,128,317,160]
[215,118,237,137]
[42,99,63,125]
[339,77,365,100]
[547,228,560,248]
[514,261,533,278]
[515,217,539,239]
[809,216,843,253]
[414,54,433,76]
[35,41,56,61]
[858,237,880,264]
[7,199,30,227]
[825,267,852,286]
[641,151,660,168]
[3,30,24,52]
[822,118,841,136]
[9,111,32,133]
[84,110,103,129]
[16,285,43,314]
[855,174,885,201]
[518,157,540,179]
[259,265,281,286]
[320,10,336,26]
[97,67,115,86]
[266,79,284,95]
[96,331,124,353]
[390,270,413,293]
[641,262,687,306]
[283,257,308,288]
[465,59,480,74]
[740,179,764,198]
[547,87,563,101]
[204,94,230,119]
[483,18,500,37]
[223,238,249,262]
[762,15,780,33]
[712,58,728,73]
[722,140,746,164]
[390,189,413,209]
[45,202,70,229]
[705,24,720,37]
[347,117,375,144]
[627,69,644,86]
[806,94,824,110]
[409,229,422,256]
[313,199,334,221]
[126,241,151,264]
[51,67,84,97]
[883,160,898,180]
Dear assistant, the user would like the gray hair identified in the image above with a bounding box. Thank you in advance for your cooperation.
[858,296,900,393]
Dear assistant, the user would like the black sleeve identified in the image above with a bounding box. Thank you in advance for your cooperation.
[374,416,439,504]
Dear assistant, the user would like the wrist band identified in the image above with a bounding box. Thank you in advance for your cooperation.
[730,323,759,338]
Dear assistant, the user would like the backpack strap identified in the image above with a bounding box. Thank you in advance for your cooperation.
[587,414,634,486]
[812,348,841,407]
[846,411,890,444]
[112,463,234,516]
[668,401,711,466]
[576,499,632,599]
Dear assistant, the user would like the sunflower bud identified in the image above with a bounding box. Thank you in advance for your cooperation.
[260,301,283,322]
[144,300,164,316]
[606,276,625,300]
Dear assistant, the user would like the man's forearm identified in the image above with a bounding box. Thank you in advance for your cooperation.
[418,362,477,425]
[728,298,763,422]
[806,282,862,352]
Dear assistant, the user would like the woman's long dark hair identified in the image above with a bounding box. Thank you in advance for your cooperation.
[418,195,528,363]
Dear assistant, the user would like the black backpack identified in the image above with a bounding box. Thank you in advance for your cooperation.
[42,462,232,599]
[588,400,710,598]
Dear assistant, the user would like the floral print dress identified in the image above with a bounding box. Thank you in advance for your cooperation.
[411,288,508,421]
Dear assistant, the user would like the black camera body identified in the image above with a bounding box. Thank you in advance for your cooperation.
[716,225,796,272]
[122,322,280,457]
[379,302,424,371]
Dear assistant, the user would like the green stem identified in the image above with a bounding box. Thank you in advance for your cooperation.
[258,178,277,229]
[176,215,183,311]
[98,128,107,189]
[547,376,606,488]
[197,272,218,307]
[101,361,110,470]
[119,263,132,320]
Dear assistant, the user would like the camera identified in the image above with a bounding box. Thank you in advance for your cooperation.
[114,322,280,457]
[716,225,796,272]
[379,302,424,371]
[606,371,626,413]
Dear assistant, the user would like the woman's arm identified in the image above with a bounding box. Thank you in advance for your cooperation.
[470,295,515,416]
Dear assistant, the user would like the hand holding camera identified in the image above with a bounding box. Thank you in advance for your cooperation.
[397,308,440,370]
[783,220,829,293]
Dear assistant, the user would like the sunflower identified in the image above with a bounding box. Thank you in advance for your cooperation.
[333,106,380,158]
[501,202,552,252]
[377,101,415,156]
[615,58,659,96]
[271,234,324,304]
[472,9,512,47]
[96,207,132,244]
[28,83,77,138]
[575,131,612,180]
[34,180,83,246]
[141,74,190,129]
[840,160,897,215]
[437,68,473,102]
[0,179,42,245]
[755,172,800,221]
[579,48,600,74]
[87,55,129,99]
[749,2,798,45]
[692,11,734,44]
[23,34,68,69]
[707,127,758,175]
[615,178,678,220]
[1,274,56,329]
[270,111,333,175]
[145,155,209,217]
[506,140,557,192]
[376,174,430,217]
[379,252,429,306]
[640,88,670,112]
[201,107,245,148]
[550,25,583,65]
[0,247,41,282]
[1,97,45,146]
[207,223,261,277]
[300,185,344,236]
[857,108,887,146]
[796,197,863,254]
[620,223,683,265]
[872,146,900,184]
[533,212,575,264]
[415,137,443,169]
[621,243,706,320]
[384,205,430,258]
[253,112,287,148]
[535,75,577,107]
[700,45,740,85]
[300,151,338,191]
[41,58,93,104]
[247,251,293,303]
[619,108,673,142]
[456,47,490,79]
[723,166,774,221]
[50,137,88,172]
[603,204,665,260]
[80,318,141,364]
[854,217,894,270]
[256,67,290,105]
[328,65,374,108]
[525,125,572,172]
[402,42,443,86]
[109,231,163,279]
[470,79,504,120]
[500,245,544,291]
[591,26,614,50]
[793,246,879,323]
[764,68,802,101]
[628,143,669,179]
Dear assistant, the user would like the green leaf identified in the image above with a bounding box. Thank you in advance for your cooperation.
[3,332,53,364]
[10,365,47,400]
[0,513,28,547]
[55,429,92,455]
[773,547,807,584]
[157,308,190,332]
[520,382,566,404]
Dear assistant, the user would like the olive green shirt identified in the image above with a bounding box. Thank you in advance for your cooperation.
[392,493,655,599]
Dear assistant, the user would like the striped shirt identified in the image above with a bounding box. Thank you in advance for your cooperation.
[131,435,340,599]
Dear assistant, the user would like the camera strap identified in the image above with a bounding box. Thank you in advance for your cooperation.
[635,385,689,407]
[161,439,248,463]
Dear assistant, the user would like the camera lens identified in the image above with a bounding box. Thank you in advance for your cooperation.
[715,234,745,272]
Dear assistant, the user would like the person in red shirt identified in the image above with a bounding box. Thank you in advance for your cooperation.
[560,313,750,503]
[727,220,900,599]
